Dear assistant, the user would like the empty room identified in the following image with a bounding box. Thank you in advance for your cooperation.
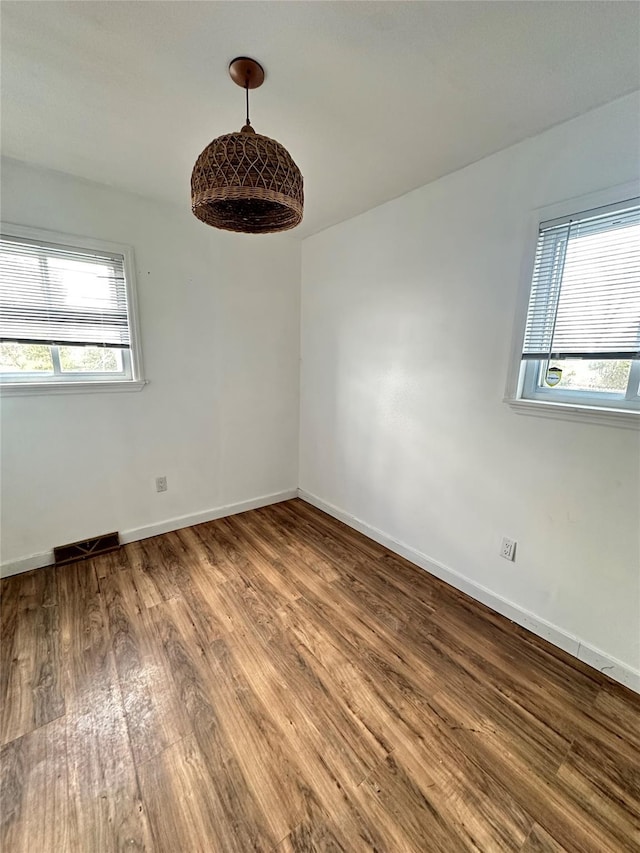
[1,2,639,851]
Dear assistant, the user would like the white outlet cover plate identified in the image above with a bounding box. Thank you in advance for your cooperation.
[501,537,516,561]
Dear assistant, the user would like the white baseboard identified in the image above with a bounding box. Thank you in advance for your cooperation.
[297,489,640,694]
[0,552,52,578]
[0,489,298,580]
[119,489,298,545]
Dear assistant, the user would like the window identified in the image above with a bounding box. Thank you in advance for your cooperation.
[0,225,145,393]
[512,196,639,422]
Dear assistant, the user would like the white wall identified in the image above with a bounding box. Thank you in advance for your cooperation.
[1,158,301,569]
[300,93,640,677]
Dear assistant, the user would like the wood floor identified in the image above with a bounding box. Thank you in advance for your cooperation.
[1,499,638,852]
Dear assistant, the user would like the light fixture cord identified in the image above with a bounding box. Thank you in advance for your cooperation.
[245,83,250,126]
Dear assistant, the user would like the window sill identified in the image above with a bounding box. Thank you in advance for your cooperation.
[505,397,640,429]
[0,379,148,396]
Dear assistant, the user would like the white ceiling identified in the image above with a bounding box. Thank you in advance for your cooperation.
[2,1,639,237]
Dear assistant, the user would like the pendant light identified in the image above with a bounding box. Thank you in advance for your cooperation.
[191,57,304,233]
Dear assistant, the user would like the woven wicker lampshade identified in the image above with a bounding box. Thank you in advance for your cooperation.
[191,58,303,234]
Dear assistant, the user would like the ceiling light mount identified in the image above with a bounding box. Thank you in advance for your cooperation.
[191,56,303,234]
[228,56,265,90]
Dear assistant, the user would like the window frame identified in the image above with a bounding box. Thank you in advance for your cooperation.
[520,358,640,410]
[505,182,640,429]
[0,223,146,395]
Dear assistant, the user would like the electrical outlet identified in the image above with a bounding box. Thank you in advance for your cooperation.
[500,537,516,561]
[155,476,168,493]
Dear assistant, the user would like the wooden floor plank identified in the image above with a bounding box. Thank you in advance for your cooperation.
[282,600,534,849]
[57,560,111,715]
[349,751,474,852]
[217,514,303,605]
[99,567,190,766]
[427,687,633,852]
[58,559,152,852]
[64,680,152,852]
[203,634,312,844]
[177,524,230,585]
[138,733,264,853]
[149,597,285,849]
[555,731,640,850]
[0,569,64,745]
[227,618,390,790]
[1,498,638,851]
[245,504,343,584]
[0,717,75,853]
[590,685,640,752]
[521,823,569,852]
[120,541,165,609]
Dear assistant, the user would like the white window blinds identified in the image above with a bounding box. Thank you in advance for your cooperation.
[522,200,640,360]
[0,234,131,348]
